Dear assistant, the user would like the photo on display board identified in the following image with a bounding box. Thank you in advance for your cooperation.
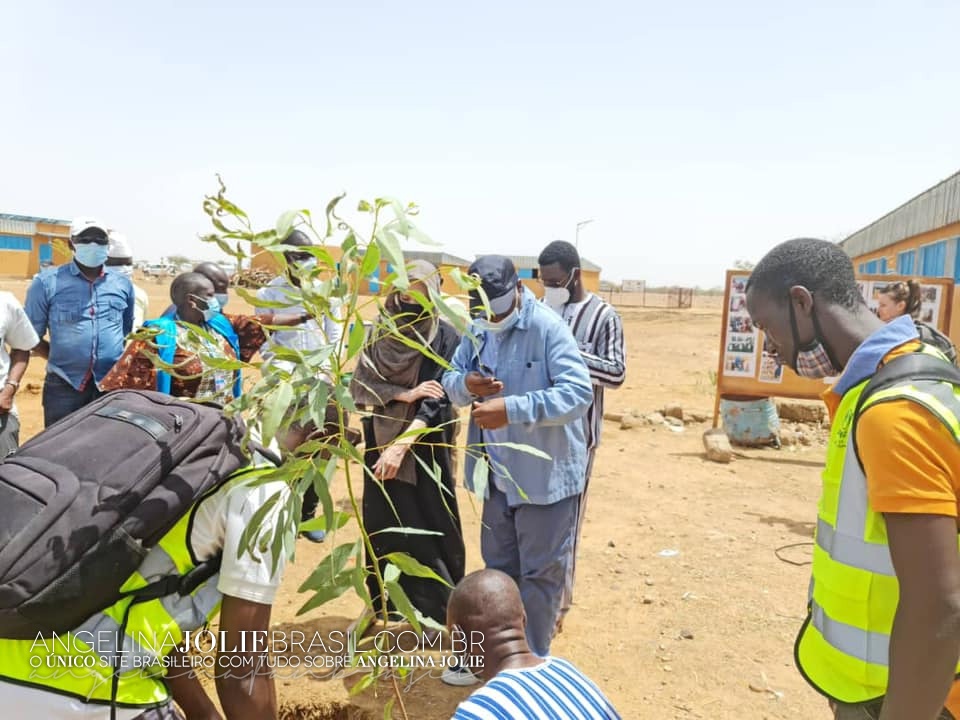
[758,350,784,384]
[724,355,753,377]
[729,315,754,334]
[726,333,756,354]
[730,294,747,313]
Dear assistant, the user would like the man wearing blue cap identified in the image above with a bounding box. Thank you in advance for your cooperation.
[442,255,592,683]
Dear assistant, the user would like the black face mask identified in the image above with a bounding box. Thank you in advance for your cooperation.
[398,300,425,317]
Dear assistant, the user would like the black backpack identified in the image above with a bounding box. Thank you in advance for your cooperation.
[0,389,261,640]
[915,321,958,366]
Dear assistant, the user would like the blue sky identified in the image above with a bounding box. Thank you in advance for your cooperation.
[2,0,959,287]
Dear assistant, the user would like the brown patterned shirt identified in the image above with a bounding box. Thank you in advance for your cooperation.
[100,314,267,402]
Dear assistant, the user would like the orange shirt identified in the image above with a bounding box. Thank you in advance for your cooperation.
[823,339,960,713]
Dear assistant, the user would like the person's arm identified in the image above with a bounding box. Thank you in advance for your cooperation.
[373,418,428,480]
[879,513,960,720]
[503,321,593,426]
[23,274,50,358]
[857,401,960,720]
[165,644,223,720]
[122,282,135,336]
[98,339,157,392]
[441,334,478,408]
[0,300,41,413]
[215,596,276,720]
[582,308,626,388]
[0,349,31,414]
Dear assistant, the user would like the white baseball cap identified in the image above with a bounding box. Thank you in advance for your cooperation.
[70,217,108,239]
[107,230,133,259]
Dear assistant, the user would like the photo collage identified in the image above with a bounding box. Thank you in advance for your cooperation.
[723,275,784,383]
[723,276,759,378]
[858,280,944,327]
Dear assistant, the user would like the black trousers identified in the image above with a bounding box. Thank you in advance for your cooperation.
[361,423,465,624]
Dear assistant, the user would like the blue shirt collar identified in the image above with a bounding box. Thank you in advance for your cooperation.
[833,314,918,395]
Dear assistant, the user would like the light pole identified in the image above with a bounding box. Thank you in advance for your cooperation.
[575,219,594,249]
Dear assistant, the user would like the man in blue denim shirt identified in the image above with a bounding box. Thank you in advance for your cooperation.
[442,255,592,672]
[25,217,134,427]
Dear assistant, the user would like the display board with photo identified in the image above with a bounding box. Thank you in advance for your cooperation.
[858,279,945,328]
[722,275,759,378]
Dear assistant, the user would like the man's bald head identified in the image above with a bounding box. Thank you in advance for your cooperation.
[171,272,214,306]
[192,262,230,293]
[448,569,525,634]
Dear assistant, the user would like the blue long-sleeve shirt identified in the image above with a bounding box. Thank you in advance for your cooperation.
[25,261,134,390]
[442,287,593,506]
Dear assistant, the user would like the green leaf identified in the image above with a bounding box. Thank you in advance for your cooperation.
[347,313,366,359]
[360,243,381,278]
[316,457,338,539]
[299,540,362,592]
[276,209,301,241]
[349,669,378,697]
[358,199,373,213]
[260,381,294,446]
[308,382,331,436]
[385,579,422,634]
[471,454,490,501]
[383,698,395,720]
[483,441,552,460]
[373,228,407,289]
[297,567,355,615]
[324,192,347,238]
[369,526,443,538]
[382,552,451,586]
[384,564,401,585]
[299,511,352,533]
[235,490,283,562]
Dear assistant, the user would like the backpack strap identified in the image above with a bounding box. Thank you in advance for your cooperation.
[851,351,960,473]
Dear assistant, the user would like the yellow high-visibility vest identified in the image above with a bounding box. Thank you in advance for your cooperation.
[0,483,232,710]
[796,348,960,703]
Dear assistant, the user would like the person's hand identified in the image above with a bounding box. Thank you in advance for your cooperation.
[472,398,509,431]
[0,386,14,414]
[373,444,409,480]
[396,380,445,404]
[465,372,504,398]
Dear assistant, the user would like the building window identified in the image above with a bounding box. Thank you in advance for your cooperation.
[897,249,916,275]
[919,240,947,277]
[0,235,31,251]
[858,263,865,273]
[879,258,888,274]
[864,260,878,274]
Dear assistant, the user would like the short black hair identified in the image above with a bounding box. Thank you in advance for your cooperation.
[746,238,863,311]
[170,272,213,305]
[538,240,580,273]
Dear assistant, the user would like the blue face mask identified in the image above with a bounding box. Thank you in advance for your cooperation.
[191,294,221,323]
[475,307,519,334]
[215,293,229,310]
[74,243,109,268]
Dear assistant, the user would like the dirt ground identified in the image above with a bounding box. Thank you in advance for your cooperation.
[2,275,829,719]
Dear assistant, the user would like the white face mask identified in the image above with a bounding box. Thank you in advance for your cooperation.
[475,308,519,334]
[542,269,577,311]
[543,285,570,310]
[108,264,133,277]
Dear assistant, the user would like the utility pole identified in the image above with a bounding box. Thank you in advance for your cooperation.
[575,219,594,249]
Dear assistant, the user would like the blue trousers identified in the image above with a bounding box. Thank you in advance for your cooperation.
[42,373,102,428]
[481,484,579,657]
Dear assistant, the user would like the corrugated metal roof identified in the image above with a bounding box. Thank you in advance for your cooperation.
[0,218,36,236]
[403,250,472,267]
[0,213,69,226]
[841,170,960,257]
[502,254,603,273]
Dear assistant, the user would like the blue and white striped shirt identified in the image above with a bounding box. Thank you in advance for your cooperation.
[452,657,620,720]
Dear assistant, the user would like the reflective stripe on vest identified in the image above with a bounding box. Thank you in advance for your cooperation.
[796,353,960,704]
[0,495,224,707]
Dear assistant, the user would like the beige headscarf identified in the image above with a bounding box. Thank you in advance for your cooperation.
[350,260,442,484]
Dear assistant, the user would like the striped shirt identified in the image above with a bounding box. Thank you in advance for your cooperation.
[557,293,626,450]
[453,657,620,720]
